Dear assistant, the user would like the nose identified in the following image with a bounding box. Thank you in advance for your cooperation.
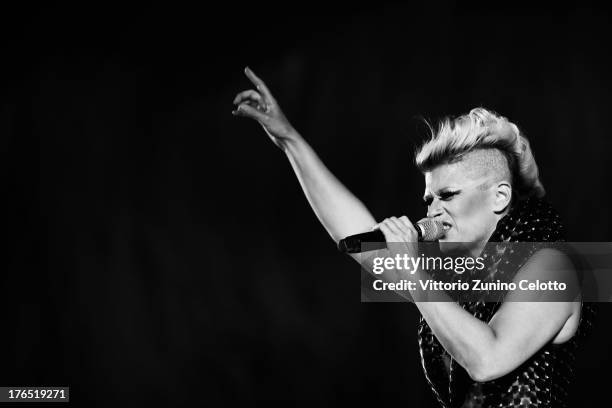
[427,199,444,219]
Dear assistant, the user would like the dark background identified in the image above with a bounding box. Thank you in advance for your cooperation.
[3,3,612,407]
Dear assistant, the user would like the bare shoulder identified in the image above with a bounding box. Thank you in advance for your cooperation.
[516,247,580,291]
[517,247,582,343]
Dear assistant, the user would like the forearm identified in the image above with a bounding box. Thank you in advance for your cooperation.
[233,68,377,244]
[417,299,496,381]
[388,266,497,380]
[283,134,376,243]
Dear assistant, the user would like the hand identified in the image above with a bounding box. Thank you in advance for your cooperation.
[371,216,422,301]
[232,67,299,150]
[375,216,420,265]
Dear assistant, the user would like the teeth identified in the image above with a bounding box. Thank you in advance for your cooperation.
[443,224,451,231]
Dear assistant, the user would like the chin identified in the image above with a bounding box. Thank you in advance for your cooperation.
[438,229,469,253]
[438,240,472,255]
[439,240,461,253]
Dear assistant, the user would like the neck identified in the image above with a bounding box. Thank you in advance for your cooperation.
[473,210,508,256]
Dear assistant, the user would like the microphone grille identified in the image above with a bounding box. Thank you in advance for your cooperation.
[418,218,444,241]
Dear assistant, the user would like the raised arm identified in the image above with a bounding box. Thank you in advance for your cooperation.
[232,67,376,245]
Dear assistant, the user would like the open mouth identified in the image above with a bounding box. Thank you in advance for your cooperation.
[442,222,452,232]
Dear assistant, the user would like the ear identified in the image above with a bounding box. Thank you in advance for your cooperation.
[493,181,512,214]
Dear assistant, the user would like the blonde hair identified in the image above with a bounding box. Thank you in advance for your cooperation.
[415,107,545,199]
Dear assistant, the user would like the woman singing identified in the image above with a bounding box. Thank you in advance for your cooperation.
[232,67,591,407]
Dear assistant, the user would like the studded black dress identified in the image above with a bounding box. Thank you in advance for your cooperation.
[417,198,594,407]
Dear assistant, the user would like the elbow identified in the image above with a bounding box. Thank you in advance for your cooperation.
[463,332,508,383]
[466,357,504,383]
[468,367,497,383]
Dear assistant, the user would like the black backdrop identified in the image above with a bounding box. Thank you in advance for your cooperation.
[4,4,612,407]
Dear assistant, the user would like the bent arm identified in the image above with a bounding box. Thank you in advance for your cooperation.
[377,217,581,382]
[417,248,580,382]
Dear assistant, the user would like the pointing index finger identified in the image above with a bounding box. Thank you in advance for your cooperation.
[244,67,276,103]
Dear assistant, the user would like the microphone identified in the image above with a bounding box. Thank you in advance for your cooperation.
[337,218,444,254]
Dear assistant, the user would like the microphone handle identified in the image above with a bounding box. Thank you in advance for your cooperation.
[337,225,424,254]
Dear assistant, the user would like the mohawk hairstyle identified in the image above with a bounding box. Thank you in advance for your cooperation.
[415,107,545,199]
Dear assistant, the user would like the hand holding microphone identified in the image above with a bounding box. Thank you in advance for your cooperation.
[338,217,444,253]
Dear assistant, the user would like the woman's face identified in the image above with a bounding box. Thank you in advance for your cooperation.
[423,160,503,256]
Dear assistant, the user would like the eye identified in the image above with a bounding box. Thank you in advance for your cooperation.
[439,191,458,201]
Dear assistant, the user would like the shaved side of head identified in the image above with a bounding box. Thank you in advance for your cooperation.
[453,148,512,190]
